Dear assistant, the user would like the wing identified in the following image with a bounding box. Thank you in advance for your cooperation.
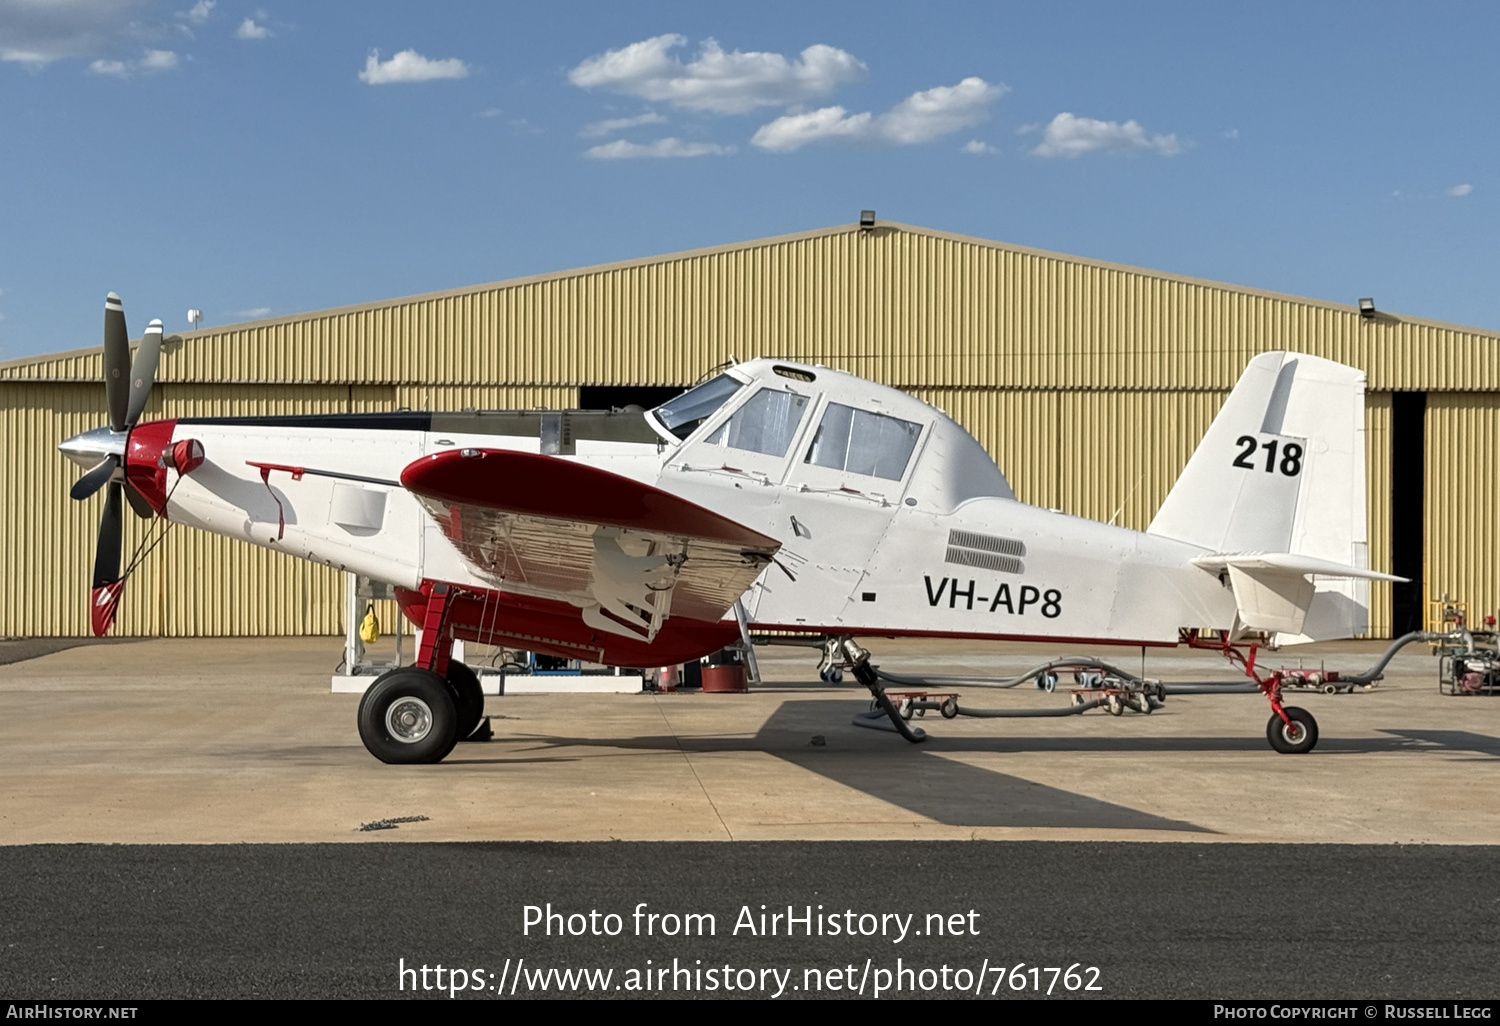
[400,449,780,643]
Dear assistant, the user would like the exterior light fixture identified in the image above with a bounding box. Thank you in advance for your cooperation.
[1358,298,1376,319]
[859,210,876,230]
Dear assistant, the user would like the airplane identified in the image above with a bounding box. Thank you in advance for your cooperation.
[59,293,1401,764]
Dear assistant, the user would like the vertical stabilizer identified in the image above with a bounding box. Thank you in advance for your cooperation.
[1148,351,1371,641]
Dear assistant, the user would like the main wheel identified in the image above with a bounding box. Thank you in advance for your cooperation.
[447,661,485,742]
[357,668,459,764]
[1266,706,1319,754]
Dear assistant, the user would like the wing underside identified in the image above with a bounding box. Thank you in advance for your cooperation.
[402,449,779,643]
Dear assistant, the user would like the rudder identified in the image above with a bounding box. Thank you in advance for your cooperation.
[1149,351,1373,641]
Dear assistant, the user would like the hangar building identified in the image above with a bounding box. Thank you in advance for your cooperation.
[3,219,1497,640]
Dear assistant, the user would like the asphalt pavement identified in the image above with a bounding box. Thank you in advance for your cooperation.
[2,841,1495,1000]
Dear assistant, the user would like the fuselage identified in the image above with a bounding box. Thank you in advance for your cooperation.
[100,360,1241,664]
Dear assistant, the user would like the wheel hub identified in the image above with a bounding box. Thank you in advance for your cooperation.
[386,697,434,743]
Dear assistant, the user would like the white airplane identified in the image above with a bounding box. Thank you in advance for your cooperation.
[60,294,1399,764]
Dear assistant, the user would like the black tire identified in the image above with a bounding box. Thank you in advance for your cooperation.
[357,668,459,764]
[1266,706,1319,754]
[447,661,485,742]
[1106,694,1124,716]
[940,697,959,719]
[898,698,914,721]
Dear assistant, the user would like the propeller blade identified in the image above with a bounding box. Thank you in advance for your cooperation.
[93,482,124,589]
[125,318,163,426]
[123,481,155,519]
[104,293,131,432]
[69,454,119,501]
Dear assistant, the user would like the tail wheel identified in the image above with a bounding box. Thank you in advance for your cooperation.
[447,661,486,741]
[1266,706,1319,754]
[357,668,459,764]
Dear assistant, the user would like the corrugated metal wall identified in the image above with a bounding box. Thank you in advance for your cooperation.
[1426,394,1500,626]
[3,222,1497,637]
[7,226,1499,393]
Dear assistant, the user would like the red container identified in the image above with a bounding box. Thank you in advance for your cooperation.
[701,665,747,693]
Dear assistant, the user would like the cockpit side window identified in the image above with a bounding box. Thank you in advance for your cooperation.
[805,403,922,481]
[702,388,809,457]
[649,375,743,441]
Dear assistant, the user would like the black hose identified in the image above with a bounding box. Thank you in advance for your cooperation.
[954,698,1107,718]
[1341,631,1469,684]
[874,656,1148,691]
[1161,683,1262,694]
[851,706,928,740]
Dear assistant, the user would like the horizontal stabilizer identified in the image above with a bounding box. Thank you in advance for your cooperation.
[1192,553,1406,583]
[1194,553,1405,636]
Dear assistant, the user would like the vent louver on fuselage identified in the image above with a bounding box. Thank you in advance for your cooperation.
[945,529,1026,574]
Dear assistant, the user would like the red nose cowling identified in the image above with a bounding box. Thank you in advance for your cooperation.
[122,419,178,515]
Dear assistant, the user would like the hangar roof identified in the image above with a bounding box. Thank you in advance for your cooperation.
[4,220,1498,391]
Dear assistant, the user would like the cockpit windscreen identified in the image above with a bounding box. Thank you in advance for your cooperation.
[650,374,744,440]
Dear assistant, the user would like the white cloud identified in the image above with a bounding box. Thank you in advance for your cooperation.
[88,57,129,76]
[358,48,469,85]
[232,306,272,319]
[877,78,1007,144]
[1031,112,1181,158]
[236,17,268,40]
[580,111,667,138]
[87,47,176,77]
[1447,183,1473,197]
[569,34,865,114]
[1223,128,1240,140]
[181,1,214,26]
[478,107,503,118]
[962,139,995,154]
[584,137,734,160]
[751,106,870,151]
[751,77,1004,152]
[139,47,177,70]
[1,0,146,66]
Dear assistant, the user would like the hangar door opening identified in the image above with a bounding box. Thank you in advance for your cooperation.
[580,386,685,412]
[1390,391,1426,635]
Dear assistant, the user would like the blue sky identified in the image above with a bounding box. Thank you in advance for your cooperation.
[1,1,1495,361]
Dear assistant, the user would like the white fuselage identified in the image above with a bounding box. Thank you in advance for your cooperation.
[159,360,1242,651]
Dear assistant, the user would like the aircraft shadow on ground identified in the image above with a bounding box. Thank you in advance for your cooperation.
[482,703,1500,831]
[754,699,1203,831]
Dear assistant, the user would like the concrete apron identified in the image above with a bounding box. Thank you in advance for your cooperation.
[1,636,1496,845]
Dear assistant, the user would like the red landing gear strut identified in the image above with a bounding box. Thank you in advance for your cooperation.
[415,582,455,678]
[1181,629,1319,754]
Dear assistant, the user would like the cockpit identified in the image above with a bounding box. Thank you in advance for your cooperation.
[648,360,1015,512]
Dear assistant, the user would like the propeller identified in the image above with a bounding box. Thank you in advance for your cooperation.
[62,293,174,635]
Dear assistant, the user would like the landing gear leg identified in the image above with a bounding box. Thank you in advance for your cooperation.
[357,582,464,764]
[1260,670,1319,754]
[842,638,927,743]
